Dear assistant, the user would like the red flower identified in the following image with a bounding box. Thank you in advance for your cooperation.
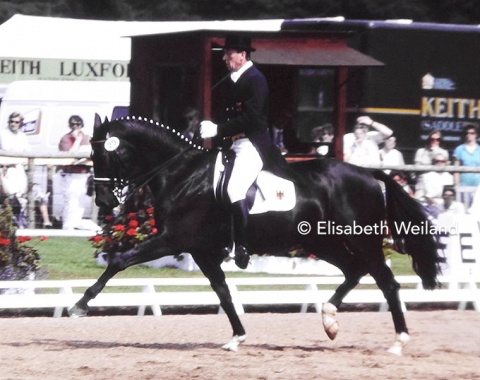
[151,228,158,234]
[149,219,156,227]
[0,238,11,246]
[40,236,48,241]
[126,228,137,236]
[17,236,32,243]
[146,207,154,215]
[105,215,113,222]
[128,220,139,228]
[114,224,125,231]
[90,235,103,243]
[128,212,137,220]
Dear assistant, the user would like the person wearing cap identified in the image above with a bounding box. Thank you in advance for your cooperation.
[200,35,287,269]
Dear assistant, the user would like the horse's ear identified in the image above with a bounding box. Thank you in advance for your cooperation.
[103,116,109,123]
[94,113,103,130]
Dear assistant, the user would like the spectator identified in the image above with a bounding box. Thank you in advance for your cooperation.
[58,115,99,231]
[436,186,466,215]
[0,112,53,228]
[390,170,414,197]
[414,130,449,165]
[344,124,381,166]
[414,152,454,206]
[0,112,30,227]
[343,116,393,152]
[467,184,480,217]
[311,123,334,156]
[379,135,405,173]
[453,124,480,206]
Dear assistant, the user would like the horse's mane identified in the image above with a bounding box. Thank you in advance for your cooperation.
[96,116,206,153]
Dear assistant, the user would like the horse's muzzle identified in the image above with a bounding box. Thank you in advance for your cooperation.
[94,184,120,209]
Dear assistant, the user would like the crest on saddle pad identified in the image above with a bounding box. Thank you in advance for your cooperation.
[213,152,296,214]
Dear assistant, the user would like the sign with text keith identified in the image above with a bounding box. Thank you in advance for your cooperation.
[420,72,480,147]
[0,57,129,82]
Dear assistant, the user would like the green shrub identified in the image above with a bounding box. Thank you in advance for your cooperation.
[0,200,41,280]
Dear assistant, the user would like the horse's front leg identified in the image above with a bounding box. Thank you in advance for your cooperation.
[69,236,174,317]
[69,264,120,317]
[195,254,246,351]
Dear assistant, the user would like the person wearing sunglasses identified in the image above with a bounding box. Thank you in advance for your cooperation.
[0,112,31,227]
[414,130,449,166]
[58,115,98,231]
[59,115,90,152]
[453,124,480,206]
[0,112,31,153]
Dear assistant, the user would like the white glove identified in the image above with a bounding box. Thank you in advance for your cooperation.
[200,120,218,138]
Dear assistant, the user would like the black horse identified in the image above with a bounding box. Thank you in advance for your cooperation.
[70,115,442,355]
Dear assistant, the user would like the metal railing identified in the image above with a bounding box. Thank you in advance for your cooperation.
[2,150,480,229]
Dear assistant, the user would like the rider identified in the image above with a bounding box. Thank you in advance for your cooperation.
[200,35,287,269]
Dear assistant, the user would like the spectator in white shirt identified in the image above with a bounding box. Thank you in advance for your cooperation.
[343,116,393,153]
[380,135,405,173]
[415,153,454,206]
[344,124,381,166]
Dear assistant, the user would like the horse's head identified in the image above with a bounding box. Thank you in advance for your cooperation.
[90,114,207,210]
[90,114,136,209]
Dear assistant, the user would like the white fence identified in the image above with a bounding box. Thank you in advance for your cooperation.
[1,275,478,318]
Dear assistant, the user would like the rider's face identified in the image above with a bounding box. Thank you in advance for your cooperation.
[223,49,246,71]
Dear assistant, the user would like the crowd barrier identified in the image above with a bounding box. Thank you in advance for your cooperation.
[2,152,480,229]
[1,275,478,318]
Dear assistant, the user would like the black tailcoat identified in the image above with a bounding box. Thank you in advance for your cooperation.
[217,64,289,176]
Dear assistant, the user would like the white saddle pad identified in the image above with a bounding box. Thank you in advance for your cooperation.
[214,152,296,215]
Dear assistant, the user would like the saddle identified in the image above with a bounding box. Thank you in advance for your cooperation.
[213,151,296,214]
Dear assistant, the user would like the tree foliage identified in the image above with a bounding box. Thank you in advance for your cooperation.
[0,0,479,24]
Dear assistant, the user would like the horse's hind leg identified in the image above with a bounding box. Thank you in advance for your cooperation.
[317,247,368,340]
[322,270,365,340]
[368,258,410,355]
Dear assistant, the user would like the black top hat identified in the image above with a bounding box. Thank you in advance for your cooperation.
[222,35,256,52]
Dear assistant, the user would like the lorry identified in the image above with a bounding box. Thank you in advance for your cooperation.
[0,80,130,153]
[0,80,130,226]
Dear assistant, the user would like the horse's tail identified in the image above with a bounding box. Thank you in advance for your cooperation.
[372,169,443,290]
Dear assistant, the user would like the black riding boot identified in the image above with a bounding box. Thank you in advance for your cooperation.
[231,199,250,269]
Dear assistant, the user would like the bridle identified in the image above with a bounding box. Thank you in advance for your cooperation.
[90,137,195,204]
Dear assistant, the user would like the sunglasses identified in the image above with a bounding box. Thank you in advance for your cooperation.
[9,120,21,124]
[430,137,441,141]
[70,122,82,126]
[466,131,477,135]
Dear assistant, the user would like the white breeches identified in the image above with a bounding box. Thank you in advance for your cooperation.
[228,139,263,203]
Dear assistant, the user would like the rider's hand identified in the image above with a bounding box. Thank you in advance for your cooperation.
[200,120,218,138]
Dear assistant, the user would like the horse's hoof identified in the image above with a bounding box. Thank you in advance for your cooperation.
[387,332,410,356]
[68,304,88,318]
[322,302,339,340]
[222,334,246,352]
[234,246,250,269]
